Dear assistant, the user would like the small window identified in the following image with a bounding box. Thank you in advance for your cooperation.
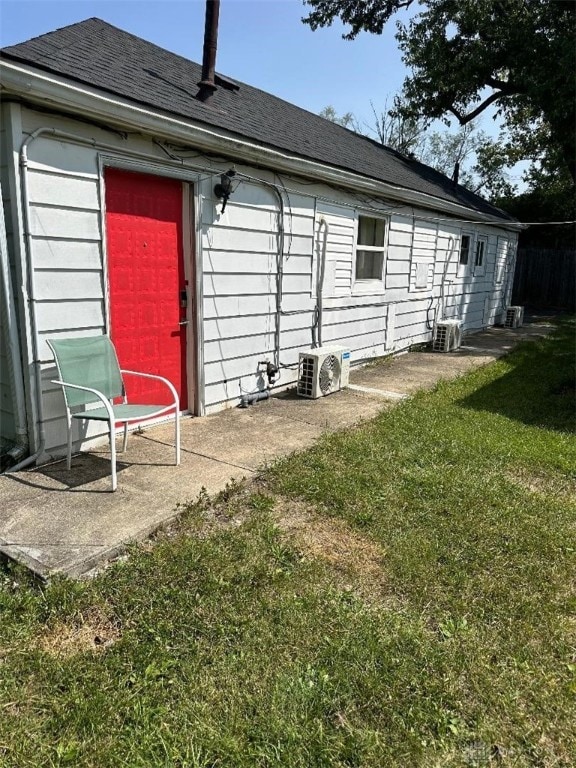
[355,215,386,281]
[459,234,471,265]
[475,238,486,267]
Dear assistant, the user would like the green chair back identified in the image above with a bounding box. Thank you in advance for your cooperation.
[48,336,124,408]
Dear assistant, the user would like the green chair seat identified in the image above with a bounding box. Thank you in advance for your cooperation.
[72,404,170,422]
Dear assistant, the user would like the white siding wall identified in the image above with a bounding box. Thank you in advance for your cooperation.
[19,112,112,457]
[314,202,388,362]
[202,179,316,405]
[27,144,107,455]
[18,106,520,454]
[391,217,436,347]
[442,229,512,331]
[315,202,355,296]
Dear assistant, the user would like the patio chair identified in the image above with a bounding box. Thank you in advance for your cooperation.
[47,335,180,491]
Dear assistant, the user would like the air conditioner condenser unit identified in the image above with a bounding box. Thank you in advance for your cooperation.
[297,346,350,399]
[504,306,524,328]
[433,319,462,353]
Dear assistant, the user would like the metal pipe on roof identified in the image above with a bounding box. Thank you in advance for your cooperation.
[197,0,220,103]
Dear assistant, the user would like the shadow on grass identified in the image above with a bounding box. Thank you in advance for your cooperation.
[458,318,575,433]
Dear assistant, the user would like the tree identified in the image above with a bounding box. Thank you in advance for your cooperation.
[320,97,428,155]
[320,98,427,154]
[493,144,576,247]
[366,97,427,155]
[319,105,360,131]
[320,103,514,199]
[304,0,576,183]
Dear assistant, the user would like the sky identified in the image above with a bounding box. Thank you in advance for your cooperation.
[0,0,416,133]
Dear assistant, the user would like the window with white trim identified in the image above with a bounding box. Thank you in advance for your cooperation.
[355,215,386,282]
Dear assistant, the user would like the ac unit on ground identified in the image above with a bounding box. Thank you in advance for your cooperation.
[433,319,462,353]
[297,346,350,399]
[504,306,524,328]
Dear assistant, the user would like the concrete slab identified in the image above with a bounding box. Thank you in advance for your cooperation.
[0,320,554,578]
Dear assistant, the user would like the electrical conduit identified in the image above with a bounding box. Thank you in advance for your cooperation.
[0,179,28,457]
[314,215,328,348]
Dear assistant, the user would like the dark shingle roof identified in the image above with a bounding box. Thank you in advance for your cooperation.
[1,18,513,221]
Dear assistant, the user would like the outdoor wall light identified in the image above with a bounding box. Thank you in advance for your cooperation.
[214,168,236,213]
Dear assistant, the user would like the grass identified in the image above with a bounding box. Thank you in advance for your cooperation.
[1,319,575,767]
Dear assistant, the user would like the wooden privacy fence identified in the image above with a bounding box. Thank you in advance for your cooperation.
[512,248,576,311]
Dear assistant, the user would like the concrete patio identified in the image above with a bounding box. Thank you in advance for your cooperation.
[0,320,553,579]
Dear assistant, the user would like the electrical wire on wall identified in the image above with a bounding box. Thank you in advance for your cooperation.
[130,140,565,379]
[274,173,293,258]
[23,112,533,235]
[223,166,527,232]
[232,171,286,375]
[313,215,329,348]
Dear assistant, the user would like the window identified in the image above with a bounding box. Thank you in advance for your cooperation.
[475,237,486,268]
[355,215,386,281]
[495,239,508,284]
[459,234,471,266]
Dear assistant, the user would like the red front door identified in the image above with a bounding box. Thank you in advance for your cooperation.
[105,167,188,409]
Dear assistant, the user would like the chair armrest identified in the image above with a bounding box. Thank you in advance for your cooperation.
[120,370,180,409]
[51,380,115,421]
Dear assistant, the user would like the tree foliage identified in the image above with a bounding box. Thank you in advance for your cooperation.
[304,0,576,183]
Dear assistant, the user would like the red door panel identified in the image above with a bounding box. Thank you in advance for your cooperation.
[105,167,188,409]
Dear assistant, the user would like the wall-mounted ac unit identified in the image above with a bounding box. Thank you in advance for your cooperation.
[433,319,462,353]
[504,306,524,328]
[297,346,350,399]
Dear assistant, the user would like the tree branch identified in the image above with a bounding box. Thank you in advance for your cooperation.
[449,91,506,125]
[486,76,520,94]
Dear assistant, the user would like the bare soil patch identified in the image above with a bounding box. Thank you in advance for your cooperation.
[37,605,121,657]
[504,468,576,501]
[271,496,393,601]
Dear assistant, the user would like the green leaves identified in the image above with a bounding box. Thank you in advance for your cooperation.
[305,0,576,183]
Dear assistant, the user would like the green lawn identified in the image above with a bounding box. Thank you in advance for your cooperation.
[1,319,575,767]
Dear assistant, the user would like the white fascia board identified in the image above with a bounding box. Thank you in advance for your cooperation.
[0,60,523,231]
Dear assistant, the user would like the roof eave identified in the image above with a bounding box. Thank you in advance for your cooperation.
[0,59,522,230]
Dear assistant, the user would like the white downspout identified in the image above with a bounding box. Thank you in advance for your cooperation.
[5,127,54,471]
[0,178,28,455]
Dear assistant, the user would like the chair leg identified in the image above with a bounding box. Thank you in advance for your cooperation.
[109,420,117,492]
[66,413,73,470]
[121,423,128,453]
[175,408,180,466]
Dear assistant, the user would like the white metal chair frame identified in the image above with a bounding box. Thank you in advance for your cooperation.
[48,338,180,492]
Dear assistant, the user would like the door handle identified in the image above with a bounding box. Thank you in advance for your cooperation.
[178,320,189,326]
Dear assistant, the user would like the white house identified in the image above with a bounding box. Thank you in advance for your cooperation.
[0,18,521,468]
